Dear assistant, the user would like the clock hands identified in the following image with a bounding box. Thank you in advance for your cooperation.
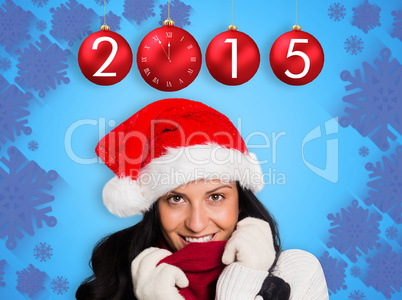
[154,36,171,62]
[168,42,171,61]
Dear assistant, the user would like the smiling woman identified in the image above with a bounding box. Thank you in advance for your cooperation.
[159,180,239,252]
[76,98,329,300]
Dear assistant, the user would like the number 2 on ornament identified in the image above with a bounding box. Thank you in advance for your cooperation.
[93,37,118,77]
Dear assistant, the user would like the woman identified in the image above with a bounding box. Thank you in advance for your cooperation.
[76,98,328,300]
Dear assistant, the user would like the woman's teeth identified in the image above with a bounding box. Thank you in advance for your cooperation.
[185,234,214,243]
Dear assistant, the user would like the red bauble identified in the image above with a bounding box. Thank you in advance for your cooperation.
[137,25,202,92]
[270,28,324,85]
[78,29,133,86]
[206,28,260,85]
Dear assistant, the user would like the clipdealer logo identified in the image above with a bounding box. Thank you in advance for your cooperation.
[64,116,338,184]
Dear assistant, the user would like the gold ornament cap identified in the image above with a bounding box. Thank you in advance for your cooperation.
[100,24,110,31]
[163,19,175,26]
[228,24,238,31]
[292,24,302,31]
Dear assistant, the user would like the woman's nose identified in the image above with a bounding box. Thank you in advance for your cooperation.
[185,205,209,233]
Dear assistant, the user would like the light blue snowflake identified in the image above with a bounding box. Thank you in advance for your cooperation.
[0,0,33,52]
[123,0,155,25]
[0,259,5,287]
[51,276,69,295]
[159,0,191,28]
[366,146,402,224]
[385,226,398,240]
[328,3,346,21]
[349,290,366,300]
[0,75,32,148]
[15,35,71,98]
[345,36,363,55]
[391,10,402,41]
[34,242,53,262]
[28,140,39,151]
[0,146,58,250]
[16,264,46,297]
[50,0,95,47]
[365,246,402,299]
[0,57,12,71]
[350,265,361,277]
[32,0,49,7]
[100,11,121,31]
[327,200,382,262]
[352,0,381,34]
[359,146,369,157]
[36,20,47,32]
[319,251,348,295]
[340,48,402,152]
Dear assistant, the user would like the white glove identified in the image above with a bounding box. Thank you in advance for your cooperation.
[131,247,189,300]
[222,217,276,271]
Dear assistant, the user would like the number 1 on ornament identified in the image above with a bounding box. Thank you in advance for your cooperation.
[224,38,238,78]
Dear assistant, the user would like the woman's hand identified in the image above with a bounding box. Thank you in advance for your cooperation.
[131,247,189,300]
[222,217,276,271]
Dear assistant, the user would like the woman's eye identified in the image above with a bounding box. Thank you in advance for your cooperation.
[209,194,224,201]
[167,195,184,204]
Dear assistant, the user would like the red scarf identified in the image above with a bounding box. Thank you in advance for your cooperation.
[157,240,227,300]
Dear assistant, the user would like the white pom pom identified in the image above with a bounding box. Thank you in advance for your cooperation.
[102,176,152,217]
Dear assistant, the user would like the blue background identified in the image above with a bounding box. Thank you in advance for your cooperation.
[0,0,401,299]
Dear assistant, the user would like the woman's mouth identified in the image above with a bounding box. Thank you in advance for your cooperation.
[180,233,216,244]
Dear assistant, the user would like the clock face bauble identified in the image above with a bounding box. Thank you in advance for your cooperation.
[137,25,202,92]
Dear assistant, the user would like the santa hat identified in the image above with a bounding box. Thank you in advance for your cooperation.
[95,98,264,217]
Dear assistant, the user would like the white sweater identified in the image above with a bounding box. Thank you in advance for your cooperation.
[216,249,329,300]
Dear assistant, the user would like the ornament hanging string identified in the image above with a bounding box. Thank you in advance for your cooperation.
[293,0,301,30]
[164,1,175,25]
[228,0,237,30]
[101,0,110,30]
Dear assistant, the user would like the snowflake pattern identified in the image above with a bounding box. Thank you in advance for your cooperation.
[328,3,346,21]
[340,48,402,152]
[15,35,71,98]
[50,0,95,47]
[0,57,12,72]
[28,140,39,151]
[34,242,53,262]
[350,265,361,277]
[349,290,366,300]
[327,200,382,263]
[385,226,399,240]
[0,146,58,250]
[32,0,49,7]
[159,0,191,28]
[352,0,381,34]
[365,246,402,299]
[36,20,47,32]
[0,0,33,52]
[319,251,348,295]
[95,0,110,5]
[0,75,32,148]
[359,146,369,157]
[0,259,5,287]
[365,146,402,224]
[345,36,363,55]
[391,10,402,41]
[101,11,121,31]
[123,0,155,25]
[51,276,69,295]
[16,264,46,297]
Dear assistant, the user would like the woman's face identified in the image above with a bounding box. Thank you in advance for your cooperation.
[158,179,239,252]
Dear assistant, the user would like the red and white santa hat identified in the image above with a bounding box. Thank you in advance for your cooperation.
[95,98,264,217]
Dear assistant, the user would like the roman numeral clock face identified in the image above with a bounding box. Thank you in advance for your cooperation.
[137,26,202,92]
